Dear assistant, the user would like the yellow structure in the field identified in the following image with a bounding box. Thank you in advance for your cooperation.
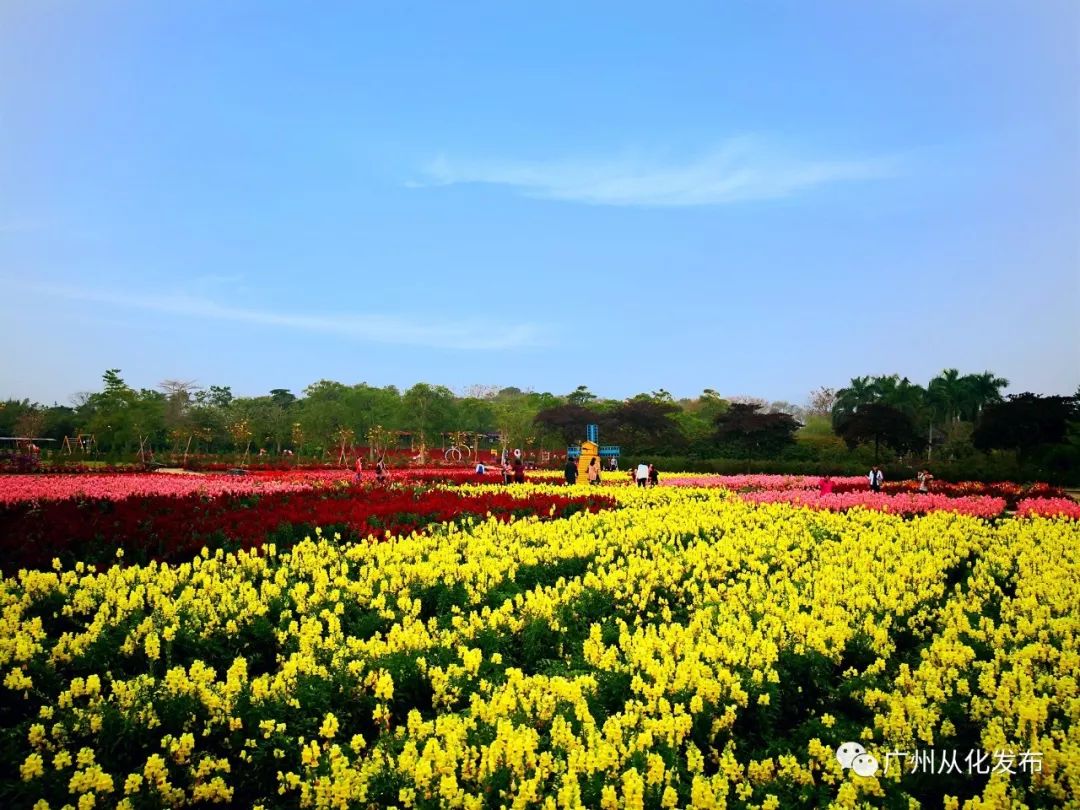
[567,424,619,479]
[577,440,599,480]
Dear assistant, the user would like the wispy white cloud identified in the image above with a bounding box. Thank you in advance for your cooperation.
[414,138,896,207]
[191,273,246,288]
[11,280,547,351]
[0,219,46,234]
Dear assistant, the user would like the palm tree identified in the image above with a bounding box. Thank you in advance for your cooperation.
[832,376,876,426]
[928,369,968,424]
[870,375,900,402]
[964,371,1009,419]
[875,376,927,417]
[896,378,927,415]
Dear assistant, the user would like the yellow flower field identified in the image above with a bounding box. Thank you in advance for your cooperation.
[1,484,1077,809]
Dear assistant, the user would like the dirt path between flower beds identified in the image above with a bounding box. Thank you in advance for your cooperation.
[154,468,205,475]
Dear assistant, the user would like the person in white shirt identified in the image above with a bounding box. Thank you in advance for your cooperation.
[635,463,649,488]
[868,466,884,492]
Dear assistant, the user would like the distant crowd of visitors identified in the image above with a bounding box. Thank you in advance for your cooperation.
[356,456,936,495]
[354,456,387,482]
[816,466,935,495]
[473,458,526,483]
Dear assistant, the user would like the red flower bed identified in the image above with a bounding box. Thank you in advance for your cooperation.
[0,462,147,475]
[0,487,615,570]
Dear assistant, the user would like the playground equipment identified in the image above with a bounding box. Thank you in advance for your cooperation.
[567,424,620,480]
[136,435,156,466]
[61,434,97,454]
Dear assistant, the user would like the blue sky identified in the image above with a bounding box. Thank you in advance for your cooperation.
[2,1,1077,404]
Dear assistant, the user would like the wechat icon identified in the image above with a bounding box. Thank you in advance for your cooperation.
[836,742,879,777]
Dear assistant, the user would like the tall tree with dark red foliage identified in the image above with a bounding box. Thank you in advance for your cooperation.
[713,403,800,466]
[533,404,597,445]
[835,403,922,462]
[606,398,683,454]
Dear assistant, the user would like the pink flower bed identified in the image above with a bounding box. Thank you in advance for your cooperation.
[251,468,503,485]
[0,473,317,504]
[739,489,1006,518]
[1015,497,1080,519]
[663,474,867,490]
[0,467,510,504]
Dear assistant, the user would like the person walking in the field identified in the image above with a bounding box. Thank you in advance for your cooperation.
[868,465,883,493]
[635,462,649,488]
[917,469,933,493]
[564,458,578,485]
[587,457,601,485]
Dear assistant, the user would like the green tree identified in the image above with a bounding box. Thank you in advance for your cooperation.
[566,385,597,406]
[679,391,730,447]
[401,383,455,460]
[928,368,969,424]
[87,370,139,452]
[964,371,1009,417]
[0,400,38,437]
[835,403,921,462]
[832,376,876,426]
[13,408,46,441]
[973,393,1077,463]
[159,380,199,449]
[43,405,78,442]
[348,384,403,442]
[297,380,354,452]
[456,397,496,436]
[230,396,289,453]
[871,375,926,417]
[269,389,297,410]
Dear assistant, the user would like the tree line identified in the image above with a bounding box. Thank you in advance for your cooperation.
[1,370,1076,478]
[829,372,1077,466]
